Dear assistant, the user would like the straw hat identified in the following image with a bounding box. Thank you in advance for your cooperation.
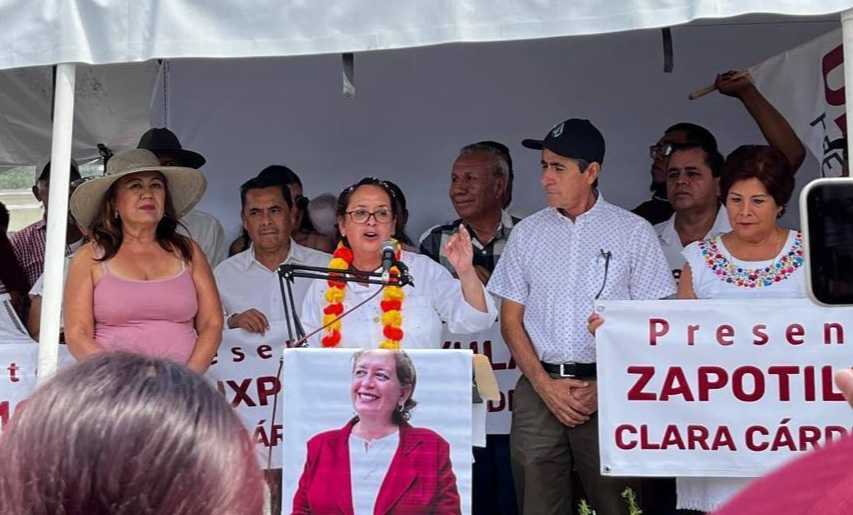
[70,149,206,228]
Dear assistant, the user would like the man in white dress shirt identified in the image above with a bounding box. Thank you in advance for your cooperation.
[655,139,730,282]
[214,175,330,337]
[488,118,676,514]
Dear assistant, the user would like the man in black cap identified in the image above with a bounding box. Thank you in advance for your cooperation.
[488,118,676,514]
[137,127,227,267]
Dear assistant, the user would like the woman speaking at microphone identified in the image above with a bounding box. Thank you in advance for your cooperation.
[301,177,497,348]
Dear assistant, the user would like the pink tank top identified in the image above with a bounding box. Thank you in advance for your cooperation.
[93,262,198,364]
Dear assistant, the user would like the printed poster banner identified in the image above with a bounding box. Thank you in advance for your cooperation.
[443,317,520,434]
[283,348,473,515]
[206,323,291,469]
[750,28,844,177]
[596,298,853,477]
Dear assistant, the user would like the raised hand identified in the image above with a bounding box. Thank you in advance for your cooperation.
[444,224,475,275]
[715,70,755,99]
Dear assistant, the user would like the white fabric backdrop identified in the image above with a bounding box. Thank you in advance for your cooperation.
[0,2,849,71]
[148,20,839,240]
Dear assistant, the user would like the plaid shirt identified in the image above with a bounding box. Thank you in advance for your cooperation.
[10,219,78,288]
[419,210,521,274]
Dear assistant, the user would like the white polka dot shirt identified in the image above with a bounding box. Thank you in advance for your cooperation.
[487,199,676,363]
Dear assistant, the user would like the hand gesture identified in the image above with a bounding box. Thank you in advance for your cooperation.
[229,308,270,335]
[836,369,853,409]
[587,312,605,335]
[570,380,598,415]
[445,224,475,275]
[536,377,594,427]
[715,70,755,99]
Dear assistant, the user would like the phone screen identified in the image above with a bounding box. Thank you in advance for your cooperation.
[801,178,853,305]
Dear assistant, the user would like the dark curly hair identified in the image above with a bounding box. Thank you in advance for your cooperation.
[720,145,794,217]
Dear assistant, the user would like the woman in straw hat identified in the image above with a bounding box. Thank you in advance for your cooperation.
[64,149,223,373]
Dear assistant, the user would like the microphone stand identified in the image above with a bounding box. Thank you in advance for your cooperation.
[276,263,413,348]
[264,261,413,471]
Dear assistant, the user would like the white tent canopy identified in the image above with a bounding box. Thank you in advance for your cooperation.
[0,62,159,166]
[1,1,852,70]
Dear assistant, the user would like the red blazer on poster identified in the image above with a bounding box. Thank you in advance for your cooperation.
[292,419,461,514]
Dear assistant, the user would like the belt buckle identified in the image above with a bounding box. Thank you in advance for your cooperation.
[559,362,576,378]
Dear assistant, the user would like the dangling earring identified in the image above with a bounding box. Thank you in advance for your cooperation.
[114,211,119,220]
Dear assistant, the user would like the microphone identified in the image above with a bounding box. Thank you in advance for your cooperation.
[381,240,396,281]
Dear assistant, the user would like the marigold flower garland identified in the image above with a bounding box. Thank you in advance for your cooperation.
[322,241,405,349]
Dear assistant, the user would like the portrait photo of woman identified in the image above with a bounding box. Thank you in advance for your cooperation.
[285,349,472,514]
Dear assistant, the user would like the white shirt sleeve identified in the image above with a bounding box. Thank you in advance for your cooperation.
[627,219,677,300]
[421,255,497,333]
[179,209,228,268]
[300,279,325,347]
[486,222,529,305]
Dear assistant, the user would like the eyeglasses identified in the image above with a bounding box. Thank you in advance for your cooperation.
[345,208,394,224]
[649,142,676,159]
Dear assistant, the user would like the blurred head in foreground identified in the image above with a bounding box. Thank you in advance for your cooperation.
[0,352,265,515]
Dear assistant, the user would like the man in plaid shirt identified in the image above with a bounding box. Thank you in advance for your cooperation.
[11,160,85,288]
[419,140,521,515]
[420,141,521,285]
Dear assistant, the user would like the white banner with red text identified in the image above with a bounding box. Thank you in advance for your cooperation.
[206,324,290,469]
[750,28,845,177]
[596,298,853,477]
[443,311,520,434]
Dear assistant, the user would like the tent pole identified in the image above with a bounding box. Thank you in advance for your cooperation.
[37,63,76,382]
[843,9,853,162]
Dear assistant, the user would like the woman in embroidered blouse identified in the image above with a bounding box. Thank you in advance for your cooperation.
[675,144,805,513]
[292,349,460,515]
[301,177,496,349]
[587,145,804,513]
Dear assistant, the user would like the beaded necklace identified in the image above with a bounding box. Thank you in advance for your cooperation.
[698,231,804,288]
[322,241,405,349]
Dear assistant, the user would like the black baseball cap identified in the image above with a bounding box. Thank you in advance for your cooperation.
[522,118,605,165]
